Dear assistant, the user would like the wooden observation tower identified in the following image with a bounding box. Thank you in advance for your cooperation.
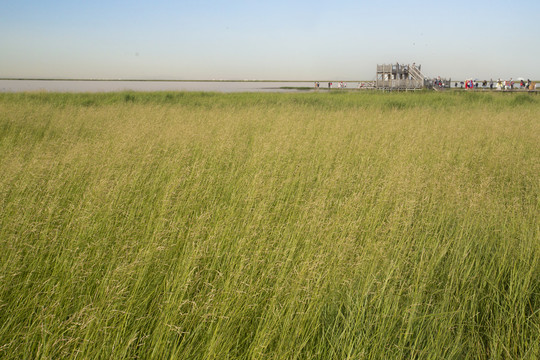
[376,63,426,90]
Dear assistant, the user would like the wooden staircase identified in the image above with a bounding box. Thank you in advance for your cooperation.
[409,65,425,82]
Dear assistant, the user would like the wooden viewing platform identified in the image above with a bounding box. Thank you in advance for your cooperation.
[376,63,426,90]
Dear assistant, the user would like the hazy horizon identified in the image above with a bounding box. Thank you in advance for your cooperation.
[1,1,539,81]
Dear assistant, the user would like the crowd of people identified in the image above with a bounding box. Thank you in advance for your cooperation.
[456,78,535,90]
[433,76,448,88]
[312,78,536,91]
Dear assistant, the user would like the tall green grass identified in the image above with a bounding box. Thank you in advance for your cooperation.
[0,91,539,359]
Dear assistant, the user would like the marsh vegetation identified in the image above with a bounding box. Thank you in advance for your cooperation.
[0,91,538,359]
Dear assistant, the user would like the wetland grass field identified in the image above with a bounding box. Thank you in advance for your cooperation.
[0,91,539,359]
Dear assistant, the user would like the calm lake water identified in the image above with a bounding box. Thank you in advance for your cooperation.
[0,80,361,93]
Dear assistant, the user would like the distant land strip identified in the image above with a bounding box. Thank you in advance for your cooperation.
[0,78,367,83]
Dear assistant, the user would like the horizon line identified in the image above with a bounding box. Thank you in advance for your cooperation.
[0,78,373,83]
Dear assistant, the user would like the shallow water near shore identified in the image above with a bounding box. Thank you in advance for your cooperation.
[0,79,361,93]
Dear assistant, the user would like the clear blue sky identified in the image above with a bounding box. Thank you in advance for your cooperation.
[1,0,538,80]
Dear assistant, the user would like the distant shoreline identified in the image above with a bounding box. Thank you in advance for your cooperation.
[2,78,537,84]
[0,78,367,83]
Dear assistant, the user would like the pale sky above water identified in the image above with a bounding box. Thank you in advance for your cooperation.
[1,0,538,81]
